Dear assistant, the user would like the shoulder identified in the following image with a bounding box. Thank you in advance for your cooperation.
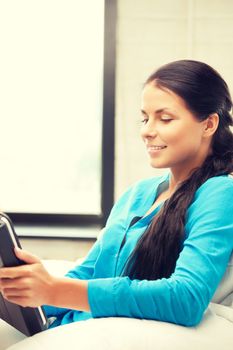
[194,174,233,203]
[187,175,233,229]
[197,174,233,191]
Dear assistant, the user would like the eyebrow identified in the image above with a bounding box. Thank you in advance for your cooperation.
[141,108,172,115]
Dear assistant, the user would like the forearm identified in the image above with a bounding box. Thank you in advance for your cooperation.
[49,276,90,312]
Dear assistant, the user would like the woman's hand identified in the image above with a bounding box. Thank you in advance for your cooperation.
[0,248,55,307]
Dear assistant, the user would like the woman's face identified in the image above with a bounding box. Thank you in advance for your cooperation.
[140,83,211,178]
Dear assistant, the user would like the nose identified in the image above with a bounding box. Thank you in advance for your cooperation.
[141,120,157,140]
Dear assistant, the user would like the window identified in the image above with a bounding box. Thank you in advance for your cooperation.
[0,0,116,235]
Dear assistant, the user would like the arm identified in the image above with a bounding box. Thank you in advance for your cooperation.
[0,182,137,312]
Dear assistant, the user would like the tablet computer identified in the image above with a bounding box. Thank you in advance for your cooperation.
[0,213,49,336]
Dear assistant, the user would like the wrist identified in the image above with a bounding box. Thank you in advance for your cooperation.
[46,275,60,306]
[46,276,90,312]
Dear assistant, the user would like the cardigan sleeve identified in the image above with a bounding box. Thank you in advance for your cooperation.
[87,177,233,327]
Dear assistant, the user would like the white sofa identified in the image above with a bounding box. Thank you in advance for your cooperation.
[1,257,233,350]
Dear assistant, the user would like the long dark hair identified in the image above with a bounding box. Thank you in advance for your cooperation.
[123,59,233,281]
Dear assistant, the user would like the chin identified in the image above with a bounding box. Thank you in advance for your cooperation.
[150,161,168,169]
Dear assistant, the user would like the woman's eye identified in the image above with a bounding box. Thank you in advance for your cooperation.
[161,116,173,123]
[141,118,148,124]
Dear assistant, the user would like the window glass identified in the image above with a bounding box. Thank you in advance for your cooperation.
[0,0,104,215]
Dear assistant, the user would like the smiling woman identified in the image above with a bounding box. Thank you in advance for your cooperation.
[0,60,233,334]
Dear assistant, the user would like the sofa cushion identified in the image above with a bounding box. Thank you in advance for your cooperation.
[6,308,233,350]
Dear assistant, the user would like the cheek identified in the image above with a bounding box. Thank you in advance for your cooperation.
[158,125,183,143]
[170,132,202,157]
[164,124,201,144]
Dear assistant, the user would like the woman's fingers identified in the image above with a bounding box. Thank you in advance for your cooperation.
[0,276,30,289]
[2,287,29,298]
[0,250,55,307]
[0,249,41,279]
[14,247,40,264]
[0,264,38,279]
[1,282,34,307]
[3,294,34,308]
[1,278,44,307]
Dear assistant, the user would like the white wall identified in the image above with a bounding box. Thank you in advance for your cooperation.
[115,0,233,199]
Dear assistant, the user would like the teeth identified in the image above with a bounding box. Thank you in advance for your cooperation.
[149,146,166,150]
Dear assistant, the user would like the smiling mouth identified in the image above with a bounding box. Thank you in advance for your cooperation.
[147,145,167,151]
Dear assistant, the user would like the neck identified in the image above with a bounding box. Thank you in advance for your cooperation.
[168,173,187,193]
[168,144,212,191]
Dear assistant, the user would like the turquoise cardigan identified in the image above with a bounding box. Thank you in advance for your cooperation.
[44,173,233,327]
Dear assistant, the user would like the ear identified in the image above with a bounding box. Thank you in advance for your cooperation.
[202,113,219,138]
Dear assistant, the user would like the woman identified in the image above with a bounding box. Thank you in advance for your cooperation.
[0,59,233,329]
